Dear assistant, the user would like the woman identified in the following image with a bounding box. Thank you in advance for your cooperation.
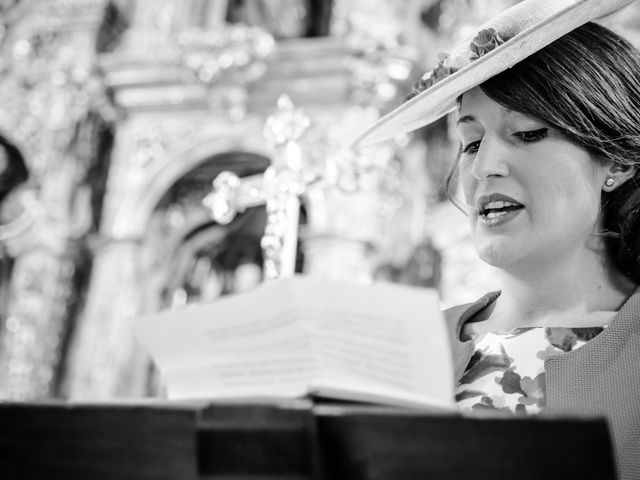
[353,1,640,479]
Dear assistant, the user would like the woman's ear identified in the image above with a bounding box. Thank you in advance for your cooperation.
[603,163,638,192]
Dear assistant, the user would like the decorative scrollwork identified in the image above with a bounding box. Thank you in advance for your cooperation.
[178,24,274,121]
[202,171,242,225]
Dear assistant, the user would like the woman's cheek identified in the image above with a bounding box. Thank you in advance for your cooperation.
[459,166,477,206]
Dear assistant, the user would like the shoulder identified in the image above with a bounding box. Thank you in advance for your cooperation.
[611,285,640,337]
[620,286,640,319]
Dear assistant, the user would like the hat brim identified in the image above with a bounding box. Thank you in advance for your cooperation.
[350,0,634,150]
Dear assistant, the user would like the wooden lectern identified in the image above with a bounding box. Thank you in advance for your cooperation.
[0,401,617,480]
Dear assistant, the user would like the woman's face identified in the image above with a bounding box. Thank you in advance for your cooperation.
[456,87,611,271]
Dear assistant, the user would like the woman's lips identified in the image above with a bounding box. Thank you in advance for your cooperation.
[475,193,524,227]
[479,207,523,226]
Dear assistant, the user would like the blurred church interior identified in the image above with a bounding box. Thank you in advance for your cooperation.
[0,0,638,400]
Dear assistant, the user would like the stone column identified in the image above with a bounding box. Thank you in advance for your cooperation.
[0,247,78,399]
[63,239,150,399]
[302,188,384,283]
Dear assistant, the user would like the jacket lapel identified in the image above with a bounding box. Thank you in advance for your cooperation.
[444,292,500,383]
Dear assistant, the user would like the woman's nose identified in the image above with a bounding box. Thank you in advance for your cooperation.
[470,136,510,180]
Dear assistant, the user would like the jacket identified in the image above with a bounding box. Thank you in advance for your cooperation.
[445,287,640,480]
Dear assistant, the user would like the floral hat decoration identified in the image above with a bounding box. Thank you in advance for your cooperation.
[351,0,636,150]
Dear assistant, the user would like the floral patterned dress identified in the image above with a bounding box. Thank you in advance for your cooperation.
[455,326,605,414]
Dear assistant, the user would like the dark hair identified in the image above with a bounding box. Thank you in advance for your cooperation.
[445,22,640,284]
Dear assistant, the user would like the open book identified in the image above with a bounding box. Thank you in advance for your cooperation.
[131,276,456,411]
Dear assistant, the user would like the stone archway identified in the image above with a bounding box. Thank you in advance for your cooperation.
[141,150,270,310]
[64,139,273,399]
[105,137,272,240]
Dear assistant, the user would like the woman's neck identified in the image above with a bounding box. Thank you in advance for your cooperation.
[487,253,635,330]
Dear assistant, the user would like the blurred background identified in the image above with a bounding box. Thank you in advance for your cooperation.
[0,0,638,401]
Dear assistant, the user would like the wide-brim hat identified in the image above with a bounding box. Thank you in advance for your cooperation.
[351,0,636,150]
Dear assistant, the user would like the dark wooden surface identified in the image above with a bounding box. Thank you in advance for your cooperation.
[315,406,617,480]
[0,401,617,480]
[198,401,316,478]
[0,401,200,480]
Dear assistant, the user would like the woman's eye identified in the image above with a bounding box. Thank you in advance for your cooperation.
[461,140,481,154]
[514,128,548,143]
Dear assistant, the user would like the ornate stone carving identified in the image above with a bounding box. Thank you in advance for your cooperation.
[0,0,115,399]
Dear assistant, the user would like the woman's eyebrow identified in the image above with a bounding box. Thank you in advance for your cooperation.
[457,114,476,125]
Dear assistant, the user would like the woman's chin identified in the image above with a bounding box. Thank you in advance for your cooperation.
[474,240,524,269]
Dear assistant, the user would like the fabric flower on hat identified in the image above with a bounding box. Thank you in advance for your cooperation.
[406,56,459,100]
[406,27,509,101]
[469,28,507,61]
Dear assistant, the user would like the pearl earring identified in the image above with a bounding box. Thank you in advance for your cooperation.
[605,178,615,188]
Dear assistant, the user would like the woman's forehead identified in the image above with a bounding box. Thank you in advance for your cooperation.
[457,88,531,125]
[459,87,501,113]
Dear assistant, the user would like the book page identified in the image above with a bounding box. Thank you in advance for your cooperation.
[289,279,455,409]
[132,276,455,409]
[131,280,316,400]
